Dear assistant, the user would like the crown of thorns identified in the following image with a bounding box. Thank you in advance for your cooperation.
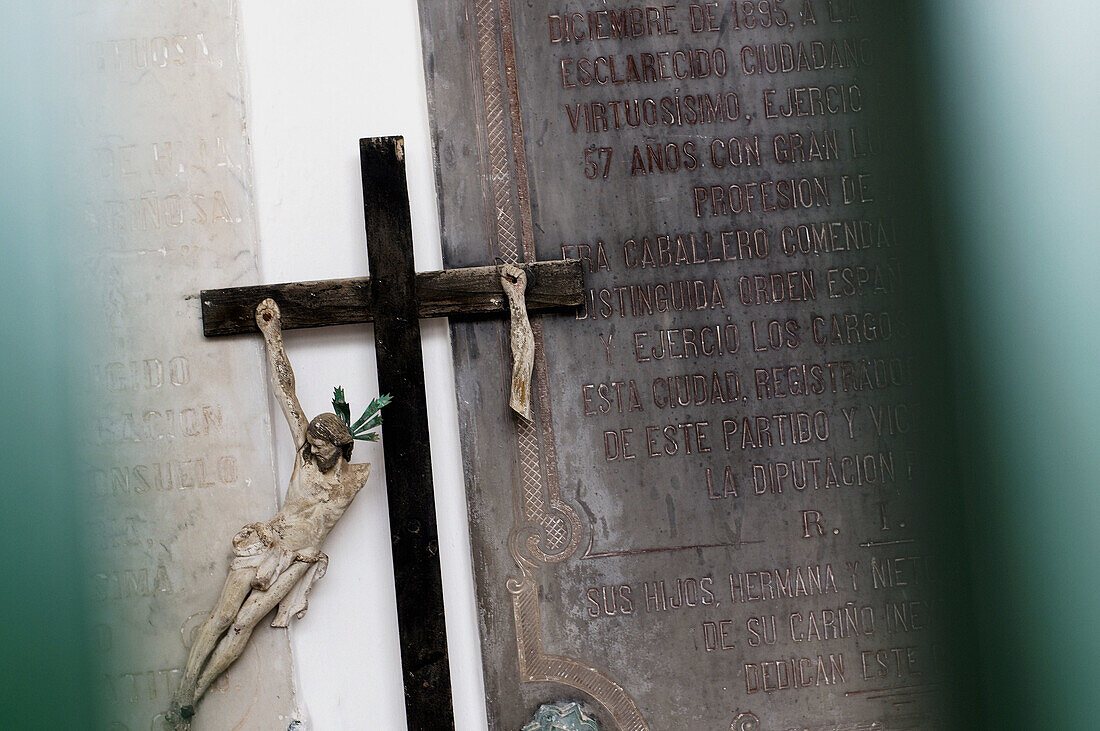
[331,387,392,441]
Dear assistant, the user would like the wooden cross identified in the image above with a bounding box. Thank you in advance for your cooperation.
[199,136,582,729]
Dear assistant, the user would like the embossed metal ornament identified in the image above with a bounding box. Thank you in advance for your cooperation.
[523,702,601,731]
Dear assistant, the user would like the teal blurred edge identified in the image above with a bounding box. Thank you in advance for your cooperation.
[913,0,1100,727]
[0,5,95,727]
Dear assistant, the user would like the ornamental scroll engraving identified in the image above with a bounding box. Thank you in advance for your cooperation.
[472,0,583,566]
[470,0,646,727]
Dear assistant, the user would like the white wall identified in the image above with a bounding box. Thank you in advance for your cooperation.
[237,2,486,728]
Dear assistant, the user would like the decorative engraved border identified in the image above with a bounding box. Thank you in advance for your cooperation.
[733,711,892,731]
[471,0,583,560]
[472,0,580,565]
[469,0,648,727]
[508,533,647,731]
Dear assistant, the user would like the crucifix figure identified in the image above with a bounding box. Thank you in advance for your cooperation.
[193,137,582,729]
[169,298,377,728]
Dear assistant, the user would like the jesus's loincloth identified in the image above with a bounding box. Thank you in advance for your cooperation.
[230,522,328,627]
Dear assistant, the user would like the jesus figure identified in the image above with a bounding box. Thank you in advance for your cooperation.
[169,298,380,728]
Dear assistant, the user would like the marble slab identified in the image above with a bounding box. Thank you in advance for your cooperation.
[73,2,298,728]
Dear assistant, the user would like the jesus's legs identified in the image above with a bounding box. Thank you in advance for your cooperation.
[172,566,254,719]
[193,561,311,701]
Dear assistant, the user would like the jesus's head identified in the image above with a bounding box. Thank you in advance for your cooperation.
[303,413,354,471]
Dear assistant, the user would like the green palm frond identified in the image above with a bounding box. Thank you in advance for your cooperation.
[332,388,392,441]
[332,386,352,427]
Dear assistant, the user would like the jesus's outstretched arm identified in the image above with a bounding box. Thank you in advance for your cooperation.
[255,298,307,447]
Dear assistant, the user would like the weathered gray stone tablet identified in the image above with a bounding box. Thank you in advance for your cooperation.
[419,1,949,728]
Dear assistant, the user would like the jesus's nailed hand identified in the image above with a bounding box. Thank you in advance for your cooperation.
[255,298,281,333]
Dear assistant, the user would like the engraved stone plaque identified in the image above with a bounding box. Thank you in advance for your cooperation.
[73,2,297,728]
[419,1,956,728]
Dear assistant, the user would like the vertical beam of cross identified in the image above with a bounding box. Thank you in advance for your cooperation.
[360,136,454,729]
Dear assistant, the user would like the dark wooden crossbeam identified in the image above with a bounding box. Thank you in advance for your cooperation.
[201,260,582,336]
[199,136,582,730]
